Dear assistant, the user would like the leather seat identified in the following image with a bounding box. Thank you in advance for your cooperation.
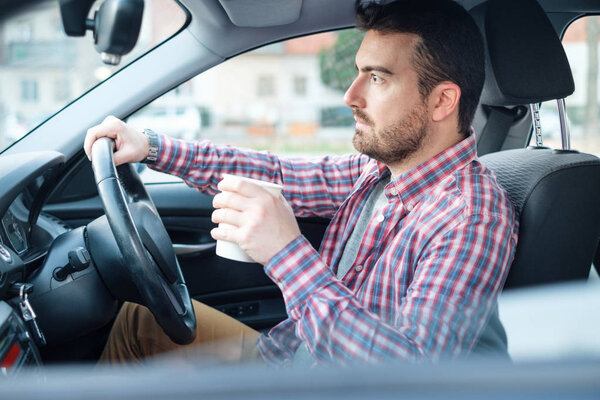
[472,0,600,289]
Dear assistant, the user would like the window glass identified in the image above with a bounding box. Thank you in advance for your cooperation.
[536,16,600,155]
[132,29,364,177]
[257,75,276,97]
[0,0,186,152]
[293,76,308,96]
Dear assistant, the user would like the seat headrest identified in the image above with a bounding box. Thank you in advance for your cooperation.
[470,0,574,106]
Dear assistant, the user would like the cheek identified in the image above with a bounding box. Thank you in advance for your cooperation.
[369,87,405,124]
[375,88,422,129]
[372,101,399,130]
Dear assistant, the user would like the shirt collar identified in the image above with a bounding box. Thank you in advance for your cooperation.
[376,133,477,207]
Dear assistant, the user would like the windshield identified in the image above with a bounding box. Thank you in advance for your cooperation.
[0,0,186,153]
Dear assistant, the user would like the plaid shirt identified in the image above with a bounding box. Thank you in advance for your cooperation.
[151,133,518,366]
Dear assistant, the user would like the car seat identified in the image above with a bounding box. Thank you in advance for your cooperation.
[472,0,600,289]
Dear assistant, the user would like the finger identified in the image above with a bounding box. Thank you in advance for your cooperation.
[212,191,249,211]
[83,129,98,161]
[84,123,118,161]
[211,208,244,226]
[279,195,294,212]
[112,148,134,167]
[210,225,243,244]
[217,176,270,198]
[111,143,140,166]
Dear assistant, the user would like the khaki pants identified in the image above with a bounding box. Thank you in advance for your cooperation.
[100,300,262,365]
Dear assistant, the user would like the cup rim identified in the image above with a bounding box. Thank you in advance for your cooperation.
[221,173,283,191]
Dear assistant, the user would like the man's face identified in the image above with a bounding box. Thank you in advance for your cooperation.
[344,31,430,165]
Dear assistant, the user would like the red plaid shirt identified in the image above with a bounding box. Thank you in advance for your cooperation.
[151,133,518,366]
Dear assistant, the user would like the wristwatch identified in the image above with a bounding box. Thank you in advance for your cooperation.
[142,128,159,164]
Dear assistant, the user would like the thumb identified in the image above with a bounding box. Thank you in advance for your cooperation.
[112,148,130,166]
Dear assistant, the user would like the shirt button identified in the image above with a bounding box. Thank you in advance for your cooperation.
[376,214,385,223]
[355,265,363,272]
[390,187,398,196]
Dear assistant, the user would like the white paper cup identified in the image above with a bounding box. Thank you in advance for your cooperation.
[215,174,283,263]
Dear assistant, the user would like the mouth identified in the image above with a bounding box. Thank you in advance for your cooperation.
[355,120,371,133]
[352,109,373,130]
[354,118,371,130]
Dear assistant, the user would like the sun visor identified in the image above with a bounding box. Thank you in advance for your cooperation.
[218,0,302,27]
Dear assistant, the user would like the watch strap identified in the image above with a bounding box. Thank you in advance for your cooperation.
[142,128,159,164]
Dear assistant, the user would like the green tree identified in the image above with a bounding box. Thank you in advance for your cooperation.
[319,30,364,93]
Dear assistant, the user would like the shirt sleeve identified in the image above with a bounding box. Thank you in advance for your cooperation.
[261,211,518,365]
[256,319,301,368]
[149,133,370,218]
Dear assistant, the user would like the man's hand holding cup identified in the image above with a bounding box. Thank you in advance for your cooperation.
[211,174,301,265]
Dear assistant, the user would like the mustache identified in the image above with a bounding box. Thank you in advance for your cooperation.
[352,108,374,127]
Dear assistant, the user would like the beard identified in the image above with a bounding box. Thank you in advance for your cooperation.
[352,102,429,165]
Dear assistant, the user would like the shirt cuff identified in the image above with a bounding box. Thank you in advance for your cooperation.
[264,235,335,319]
[148,132,197,177]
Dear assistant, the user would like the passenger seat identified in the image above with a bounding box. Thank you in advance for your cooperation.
[473,0,600,289]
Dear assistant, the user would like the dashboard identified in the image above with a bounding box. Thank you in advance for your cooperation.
[0,150,120,371]
[0,151,67,286]
[0,151,67,375]
[0,153,56,292]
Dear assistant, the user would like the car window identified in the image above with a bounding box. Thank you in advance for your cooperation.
[536,16,600,155]
[132,29,364,183]
[0,0,186,153]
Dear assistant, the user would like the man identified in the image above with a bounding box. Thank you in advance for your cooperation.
[84,0,518,367]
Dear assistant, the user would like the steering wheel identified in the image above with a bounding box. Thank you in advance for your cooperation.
[90,137,196,345]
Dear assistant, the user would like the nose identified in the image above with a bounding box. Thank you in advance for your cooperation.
[344,76,366,109]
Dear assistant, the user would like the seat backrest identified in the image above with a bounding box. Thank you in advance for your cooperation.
[482,150,600,288]
[473,0,600,289]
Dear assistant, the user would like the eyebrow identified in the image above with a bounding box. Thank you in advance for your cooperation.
[355,64,395,75]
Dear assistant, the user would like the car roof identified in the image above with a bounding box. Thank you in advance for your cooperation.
[180,0,599,62]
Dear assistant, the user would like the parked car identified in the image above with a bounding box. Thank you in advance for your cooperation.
[0,0,599,398]
[127,105,202,141]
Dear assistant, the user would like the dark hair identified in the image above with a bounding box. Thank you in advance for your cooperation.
[355,0,484,137]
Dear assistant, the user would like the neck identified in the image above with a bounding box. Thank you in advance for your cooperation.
[387,125,464,180]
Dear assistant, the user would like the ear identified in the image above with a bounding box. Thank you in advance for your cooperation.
[429,82,461,123]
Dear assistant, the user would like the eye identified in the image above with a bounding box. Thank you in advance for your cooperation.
[370,74,383,84]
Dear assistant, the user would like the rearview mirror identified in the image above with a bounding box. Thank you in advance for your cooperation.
[59,0,144,66]
[92,0,144,65]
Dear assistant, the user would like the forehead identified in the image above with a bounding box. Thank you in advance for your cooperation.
[356,31,420,73]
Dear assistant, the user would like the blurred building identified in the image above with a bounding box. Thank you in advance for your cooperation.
[0,0,180,149]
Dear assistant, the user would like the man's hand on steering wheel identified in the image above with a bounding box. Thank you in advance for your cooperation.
[84,115,149,165]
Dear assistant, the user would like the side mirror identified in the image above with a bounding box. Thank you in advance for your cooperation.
[59,0,144,66]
